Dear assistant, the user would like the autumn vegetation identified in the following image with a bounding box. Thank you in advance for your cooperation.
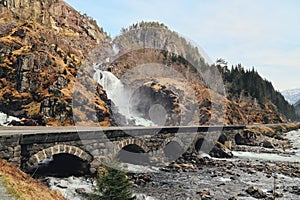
[0,159,66,200]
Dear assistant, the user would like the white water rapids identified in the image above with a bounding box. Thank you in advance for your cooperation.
[46,163,159,200]
[93,65,154,126]
[45,129,300,200]
[232,130,300,162]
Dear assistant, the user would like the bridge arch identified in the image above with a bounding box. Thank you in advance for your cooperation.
[162,138,185,161]
[26,144,93,170]
[116,138,149,153]
[161,137,185,149]
[116,138,150,165]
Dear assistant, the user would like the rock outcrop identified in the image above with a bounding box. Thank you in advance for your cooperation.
[0,0,113,125]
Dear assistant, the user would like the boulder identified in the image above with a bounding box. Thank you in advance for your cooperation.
[246,186,267,199]
[218,134,228,144]
[210,142,233,158]
[75,188,86,195]
[235,131,257,145]
[261,140,275,149]
[196,189,211,199]
[196,138,233,158]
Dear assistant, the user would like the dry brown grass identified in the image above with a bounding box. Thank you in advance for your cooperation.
[246,122,300,137]
[0,159,66,200]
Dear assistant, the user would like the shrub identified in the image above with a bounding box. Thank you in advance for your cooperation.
[90,163,137,200]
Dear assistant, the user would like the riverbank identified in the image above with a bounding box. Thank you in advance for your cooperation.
[131,157,300,199]
[130,128,300,199]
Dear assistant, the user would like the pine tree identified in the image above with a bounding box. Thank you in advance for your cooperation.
[90,164,137,200]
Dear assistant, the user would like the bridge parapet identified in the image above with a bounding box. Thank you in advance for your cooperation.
[0,134,21,166]
[0,126,245,173]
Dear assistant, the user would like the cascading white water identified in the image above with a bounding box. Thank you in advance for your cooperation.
[0,112,20,126]
[93,65,154,126]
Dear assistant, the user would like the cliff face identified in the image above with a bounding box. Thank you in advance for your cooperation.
[0,0,113,126]
[1,0,107,58]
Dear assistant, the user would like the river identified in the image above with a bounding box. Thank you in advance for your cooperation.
[233,130,300,162]
[44,129,300,200]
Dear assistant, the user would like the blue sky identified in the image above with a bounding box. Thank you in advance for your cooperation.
[65,0,300,91]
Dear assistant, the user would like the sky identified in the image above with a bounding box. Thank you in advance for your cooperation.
[64,0,300,91]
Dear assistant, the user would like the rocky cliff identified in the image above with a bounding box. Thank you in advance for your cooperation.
[0,0,113,126]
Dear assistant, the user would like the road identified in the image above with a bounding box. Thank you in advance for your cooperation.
[0,125,246,136]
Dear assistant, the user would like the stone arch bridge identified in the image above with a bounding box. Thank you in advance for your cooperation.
[0,126,244,173]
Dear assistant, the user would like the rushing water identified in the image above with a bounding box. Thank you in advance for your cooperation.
[233,130,300,162]
[93,65,154,126]
[46,176,95,200]
[0,112,20,126]
[46,130,300,199]
[46,164,159,200]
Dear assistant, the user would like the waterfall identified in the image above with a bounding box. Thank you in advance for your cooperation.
[0,112,20,126]
[93,65,154,126]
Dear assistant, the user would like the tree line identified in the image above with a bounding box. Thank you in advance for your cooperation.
[216,61,297,120]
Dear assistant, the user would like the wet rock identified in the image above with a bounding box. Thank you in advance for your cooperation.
[75,188,86,195]
[129,173,152,186]
[210,142,233,158]
[218,134,228,144]
[261,140,275,149]
[274,192,283,198]
[57,185,68,189]
[287,186,300,195]
[246,186,267,199]
[235,131,257,145]
[196,189,211,199]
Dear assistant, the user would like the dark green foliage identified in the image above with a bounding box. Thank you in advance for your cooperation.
[52,89,61,98]
[122,21,168,33]
[294,100,300,117]
[39,37,45,43]
[218,63,297,120]
[91,164,136,200]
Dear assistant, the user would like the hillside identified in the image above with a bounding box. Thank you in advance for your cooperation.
[0,158,66,199]
[102,21,295,125]
[0,0,114,126]
[218,64,296,123]
[0,2,296,126]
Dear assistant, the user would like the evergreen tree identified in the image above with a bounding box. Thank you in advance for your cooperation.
[90,164,137,200]
[216,62,297,120]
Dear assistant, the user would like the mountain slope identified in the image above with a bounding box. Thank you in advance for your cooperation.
[0,0,114,126]
[219,65,296,122]
[0,2,296,126]
[102,21,295,125]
